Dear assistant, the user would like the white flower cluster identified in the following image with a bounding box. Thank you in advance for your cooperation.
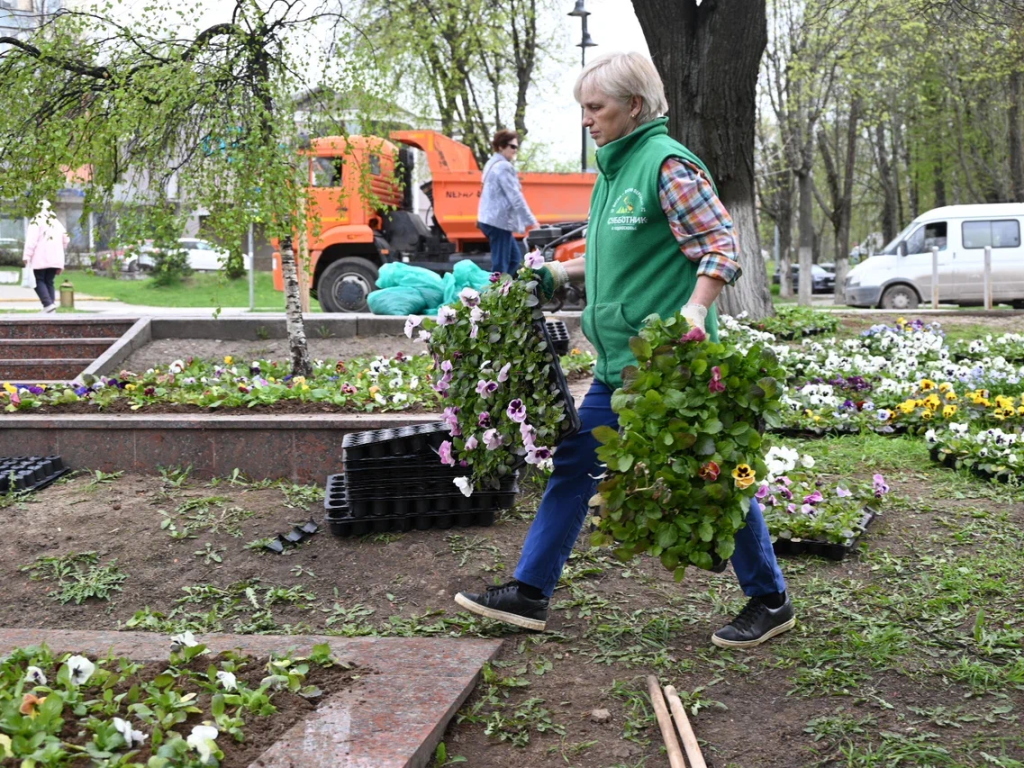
[764,445,814,480]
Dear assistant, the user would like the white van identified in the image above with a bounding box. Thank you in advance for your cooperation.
[844,204,1024,309]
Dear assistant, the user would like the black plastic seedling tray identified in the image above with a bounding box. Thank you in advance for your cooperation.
[545,319,571,356]
[771,509,875,561]
[342,474,517,502]
[0,456,69,494]
[536,316,582,443]
[341,422,449,461]
[326,507,496,537]
[325,474,518,517]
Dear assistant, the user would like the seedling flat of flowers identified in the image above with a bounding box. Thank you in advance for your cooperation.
[538,317,583,439]
[0,455,69,493]
[772,509,876,561]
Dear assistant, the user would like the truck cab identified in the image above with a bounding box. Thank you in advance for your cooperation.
[273,130,593,312]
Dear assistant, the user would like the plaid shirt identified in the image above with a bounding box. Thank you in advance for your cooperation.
[658,158,741,285]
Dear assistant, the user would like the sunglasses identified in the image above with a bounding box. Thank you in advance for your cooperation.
[507,144,519,150]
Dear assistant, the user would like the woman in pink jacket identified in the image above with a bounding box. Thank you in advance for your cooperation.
[22,200,69,313]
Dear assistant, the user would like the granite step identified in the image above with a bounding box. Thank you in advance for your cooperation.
[0,338,115,360]
[0,319,135,340]
[0,359,94,381]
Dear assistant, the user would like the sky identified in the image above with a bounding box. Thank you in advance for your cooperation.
[529,0,650,164]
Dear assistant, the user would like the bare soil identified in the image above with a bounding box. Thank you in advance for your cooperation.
[1,464,1020,767]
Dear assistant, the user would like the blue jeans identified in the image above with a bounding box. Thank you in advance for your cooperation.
[479,223,521,275]
[514,379,787,598]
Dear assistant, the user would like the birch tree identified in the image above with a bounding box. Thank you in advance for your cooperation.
[0,0,367,376]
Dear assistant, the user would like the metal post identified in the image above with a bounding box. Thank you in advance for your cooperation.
[984,245,993,310]
[248,221,255,312]
[931,246,939,309]
[580,18,588,173]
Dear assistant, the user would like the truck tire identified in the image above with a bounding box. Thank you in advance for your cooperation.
[317,257,379,313]
[879,284,920,310]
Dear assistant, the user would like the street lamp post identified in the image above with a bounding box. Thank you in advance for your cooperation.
[568,0,596,172]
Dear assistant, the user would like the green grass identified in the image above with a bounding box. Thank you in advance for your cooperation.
[1,265,320,310]
[66,270,321,310]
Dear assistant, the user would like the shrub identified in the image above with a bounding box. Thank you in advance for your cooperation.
[150,245,193,287]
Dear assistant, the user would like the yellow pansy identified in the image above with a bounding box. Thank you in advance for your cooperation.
[921,410,933,420]
[125,384,136,391]
[919,379,936,391]
[369,385,381,395]
[732,464,756,489]
[938,383,953,393]
[945,392,958,402]
[2,383,15,394]
[224,356,233,365]
[898,400,917,415]
[293,376,306,385]
[923,394,941,410]
[943,405,957,418]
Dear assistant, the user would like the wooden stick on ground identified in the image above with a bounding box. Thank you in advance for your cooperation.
[664,685,707,768]
[646,675,687,768]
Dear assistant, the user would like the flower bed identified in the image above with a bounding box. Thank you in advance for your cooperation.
[758,445,889,559]
[0,634,353,768]
[2,355,440,415]
[926,423,1024,482]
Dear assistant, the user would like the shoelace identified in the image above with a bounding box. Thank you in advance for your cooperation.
[484,581,519,596]
[729,599,767,632]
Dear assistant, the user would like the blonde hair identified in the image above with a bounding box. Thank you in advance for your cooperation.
[573,52,668,125]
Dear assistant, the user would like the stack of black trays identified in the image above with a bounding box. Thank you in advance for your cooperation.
[326,423,518,537]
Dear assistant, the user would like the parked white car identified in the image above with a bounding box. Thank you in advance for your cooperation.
[844,204,1024,309]
[126,238,251,272]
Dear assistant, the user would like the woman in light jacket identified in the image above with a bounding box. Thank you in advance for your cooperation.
[478,129,538,274]
[23,200,69,313]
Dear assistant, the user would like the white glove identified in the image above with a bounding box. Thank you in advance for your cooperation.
[681,302,707,333]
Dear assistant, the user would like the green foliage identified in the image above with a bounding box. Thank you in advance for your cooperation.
[19,552,127,605]
[149,247,193,288]
[590,312,785,576]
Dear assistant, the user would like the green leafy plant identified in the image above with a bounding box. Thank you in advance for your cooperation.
[590,311,785,576]
[20,551,128,604]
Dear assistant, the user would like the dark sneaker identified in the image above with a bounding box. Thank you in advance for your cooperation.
[712,596,795,648]
[454,581,549,631]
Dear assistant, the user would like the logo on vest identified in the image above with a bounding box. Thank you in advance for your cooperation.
[607,188,648,231]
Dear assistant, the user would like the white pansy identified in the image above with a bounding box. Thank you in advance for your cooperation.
[215,671,237,691]
[65,655,95,686]
[24,666,46,686]
[113,717,147,748]
[453,477,473,497]
[800,454,815,469]
[187,725,219,764]
[170,631,199,652]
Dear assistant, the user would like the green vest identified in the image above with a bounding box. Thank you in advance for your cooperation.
[582,117,721,389]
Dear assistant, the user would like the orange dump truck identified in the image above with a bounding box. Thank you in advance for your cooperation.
[273,130,591,312]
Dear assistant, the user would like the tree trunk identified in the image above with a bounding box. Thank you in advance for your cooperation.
[875,122,898,243]
[778,218,793,300]
[796,168,813,306]
[634,0,773,319]
[1009,70,1024,202]
[935,154,948,208]
[280,237,313,378]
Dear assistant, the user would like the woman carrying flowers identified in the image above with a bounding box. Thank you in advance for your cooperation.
[456,52,793,648]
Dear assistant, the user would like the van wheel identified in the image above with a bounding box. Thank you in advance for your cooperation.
[317,257,379,313]
[880,284,920,310]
